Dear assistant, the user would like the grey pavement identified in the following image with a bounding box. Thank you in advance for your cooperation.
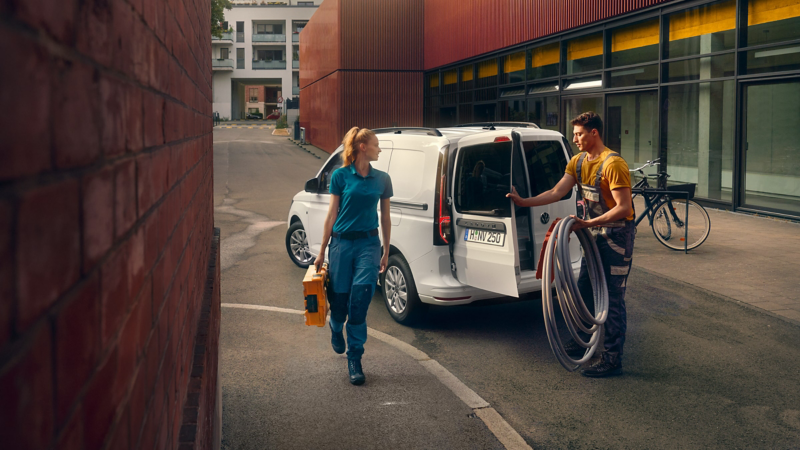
[214,127,800,449]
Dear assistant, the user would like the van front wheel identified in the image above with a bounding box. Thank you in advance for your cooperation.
[380,255,426,325]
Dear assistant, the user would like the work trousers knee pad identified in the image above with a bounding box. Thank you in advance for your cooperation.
[329,292,349,325]
[347,284,373,325]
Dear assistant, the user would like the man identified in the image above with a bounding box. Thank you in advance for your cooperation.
[507,111,635,377]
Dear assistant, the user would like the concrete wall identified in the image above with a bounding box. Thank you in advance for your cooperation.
[0,0,220,449]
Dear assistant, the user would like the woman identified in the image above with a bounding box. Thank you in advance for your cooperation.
[314,127,392,385]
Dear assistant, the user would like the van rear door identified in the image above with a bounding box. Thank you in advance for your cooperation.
[516,130,581,269]
[450,131,522,298]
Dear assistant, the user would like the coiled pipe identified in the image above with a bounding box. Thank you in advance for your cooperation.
[541,216,609,371]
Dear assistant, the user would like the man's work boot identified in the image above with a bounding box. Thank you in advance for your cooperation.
[348,359,365,385]
[581,352,622,378]
[330,323,345,354]
[563,338,588,358]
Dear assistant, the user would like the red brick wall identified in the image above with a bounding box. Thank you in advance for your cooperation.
[0,0,219,449]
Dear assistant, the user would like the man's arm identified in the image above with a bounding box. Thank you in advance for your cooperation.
[571,187,633,230]
[507,174,576,207]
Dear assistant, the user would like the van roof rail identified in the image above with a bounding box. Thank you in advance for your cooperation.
[372,127,443,137]
[454,122,540,130]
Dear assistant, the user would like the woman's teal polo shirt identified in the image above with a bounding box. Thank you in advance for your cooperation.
[330,164,393,233]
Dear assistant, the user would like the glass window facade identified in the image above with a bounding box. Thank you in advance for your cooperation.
[422,0,800,217]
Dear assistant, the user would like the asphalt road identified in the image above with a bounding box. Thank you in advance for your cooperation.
[214,127,800,449]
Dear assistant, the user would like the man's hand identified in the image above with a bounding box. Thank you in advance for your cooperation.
[569,215,592,232]
[314,251,325,273]
[506,186,525,206]
[379,253,389,274]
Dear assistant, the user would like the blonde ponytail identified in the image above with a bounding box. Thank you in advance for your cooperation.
[341,126,376,166]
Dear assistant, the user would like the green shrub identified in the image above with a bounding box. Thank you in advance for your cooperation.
[276,114,288,129]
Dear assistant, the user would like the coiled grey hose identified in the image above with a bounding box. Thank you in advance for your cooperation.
[541,216,609,372]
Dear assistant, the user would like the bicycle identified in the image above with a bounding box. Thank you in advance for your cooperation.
[628,158,711,251]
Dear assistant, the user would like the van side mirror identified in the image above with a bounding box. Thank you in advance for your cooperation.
[304,178,319,193]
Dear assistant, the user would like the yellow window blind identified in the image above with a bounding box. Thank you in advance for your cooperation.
[443,69,457,85]
[567,33,603,61]
[748,0,800,26]
[429,74,439,88]
[669,0,735,41]
[504,52,525,73]
[612,18,659,52]
[531,43,560,68]
[461,65,474,82]
[478,60,498,78]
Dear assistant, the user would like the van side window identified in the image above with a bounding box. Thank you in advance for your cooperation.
[319,153,343,193]
[455,141,513,217]
[523,141,571,200]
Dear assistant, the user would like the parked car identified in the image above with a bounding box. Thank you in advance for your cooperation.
[265,111,281,120]
[246,112,263,120]
[285,124,582,324]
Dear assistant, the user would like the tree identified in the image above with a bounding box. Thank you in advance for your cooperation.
[211,0,233,38]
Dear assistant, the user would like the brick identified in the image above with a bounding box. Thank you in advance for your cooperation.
[101,244,129,346]
[0,326,54,450]
[83,349,119,449]
[115,159,137,239]
[109,406,131,450]
[110,0,135,75]
[131,16,150,86]
[17,180,80,330]
[0,29,51,180]
[129,228,146,299]
[55,274,99,424]
[57,404,83,450]
[82,166,114,272]
[144,92,165,148]
[14,0,77,43]
[99,76,127,157]
[137,147,170,214]
[0,200,13,346]
[126,85,144,153]
[129,369,147,447]
[118,281,150,385]
[76,0,114,68]
[53,59,101,169]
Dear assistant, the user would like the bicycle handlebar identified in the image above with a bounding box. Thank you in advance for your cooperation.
[630,158,662,173]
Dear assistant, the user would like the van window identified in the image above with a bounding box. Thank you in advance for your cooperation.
[523,140,571,199]
[319,153,343,193]
[455,141,513,217]
[387,149,425,199]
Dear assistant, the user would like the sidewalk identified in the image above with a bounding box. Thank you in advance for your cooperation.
[631,199,800,324]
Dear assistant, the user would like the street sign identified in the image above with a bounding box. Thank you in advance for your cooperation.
[277,96,284,104]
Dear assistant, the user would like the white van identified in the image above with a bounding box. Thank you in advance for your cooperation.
[286,123,582,324]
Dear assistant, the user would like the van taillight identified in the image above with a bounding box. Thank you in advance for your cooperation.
[433,153,451,246]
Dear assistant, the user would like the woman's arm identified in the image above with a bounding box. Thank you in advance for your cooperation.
[379,198,391,273]
[314,194,340,272]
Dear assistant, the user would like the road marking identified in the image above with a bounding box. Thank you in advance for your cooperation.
[220,302,533,450]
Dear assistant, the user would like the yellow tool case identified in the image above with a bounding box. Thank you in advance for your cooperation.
[302,264,328,327]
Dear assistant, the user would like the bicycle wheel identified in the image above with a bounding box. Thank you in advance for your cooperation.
[651,199,711,250]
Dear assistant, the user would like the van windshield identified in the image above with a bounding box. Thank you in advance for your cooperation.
[455,141,513,217]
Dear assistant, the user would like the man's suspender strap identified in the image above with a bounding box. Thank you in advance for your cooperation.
[594,152,621,186]
[575,153,587,200]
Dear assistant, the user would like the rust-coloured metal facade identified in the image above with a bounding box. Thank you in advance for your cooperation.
[300,0,425,152]
[423,0,673,70]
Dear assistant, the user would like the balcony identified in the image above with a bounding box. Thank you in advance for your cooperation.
[252,60,286,70]
[292,34,299,42]
[212,59,234,70]
[292,86,300,95]
[292,60,299,69]
[212,31,234,43]
[252,34,285,43]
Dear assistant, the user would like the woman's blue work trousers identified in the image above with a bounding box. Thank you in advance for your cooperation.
[328,234,381,361]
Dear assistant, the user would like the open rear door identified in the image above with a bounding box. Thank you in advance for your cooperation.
[450,131,521,298]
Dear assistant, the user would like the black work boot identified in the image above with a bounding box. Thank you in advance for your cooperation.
[330,323,345,354]
[348,359,365,385]
[581,352,622,378]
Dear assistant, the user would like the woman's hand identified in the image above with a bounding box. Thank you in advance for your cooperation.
[314,250,325,273]
[506,186,525,206]
[379,253,389,273]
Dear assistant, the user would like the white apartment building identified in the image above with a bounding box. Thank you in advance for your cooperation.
[212,0,320,120]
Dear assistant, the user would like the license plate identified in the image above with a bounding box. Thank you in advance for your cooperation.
[464,228,505,246]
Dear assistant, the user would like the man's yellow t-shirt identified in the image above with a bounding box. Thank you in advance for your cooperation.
[565,148,635,222]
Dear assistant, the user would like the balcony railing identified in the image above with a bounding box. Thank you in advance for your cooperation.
[292,86,300,95]
[252,34,285,43]
[292,60,299,69]
[292,34,299,42]
[212,31,234,42]
[212,59,234,69]
[252,60,286,70]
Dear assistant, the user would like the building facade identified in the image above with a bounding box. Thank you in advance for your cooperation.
[302,0,800,219]
[212,0,321,120]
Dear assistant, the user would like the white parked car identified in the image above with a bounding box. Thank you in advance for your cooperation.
[286,123,582,324]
